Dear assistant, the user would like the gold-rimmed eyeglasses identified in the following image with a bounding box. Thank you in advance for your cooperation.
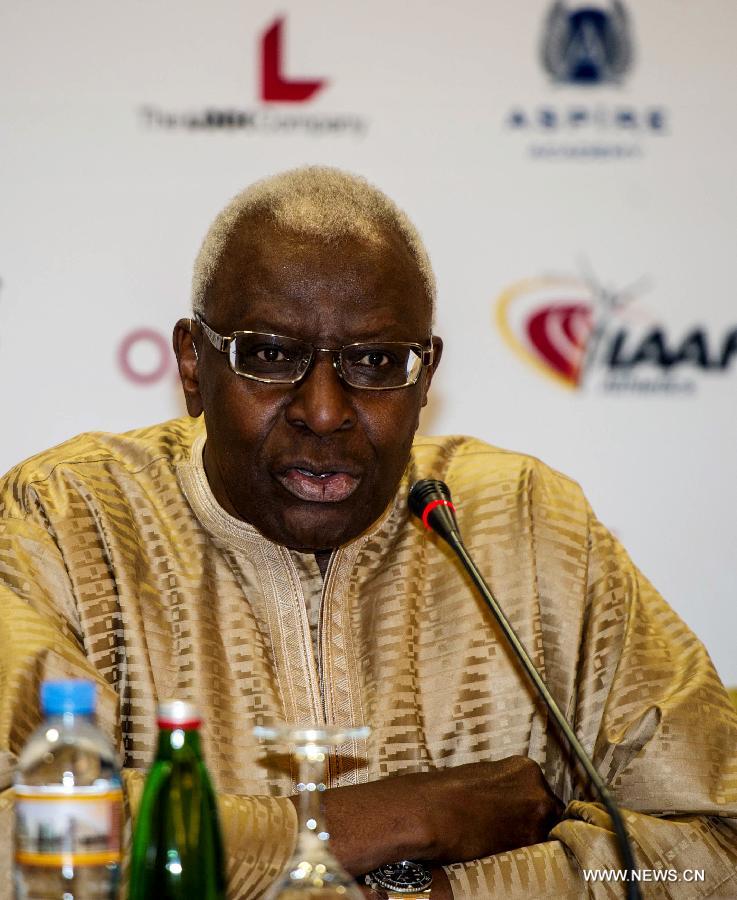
[192,313,434,391]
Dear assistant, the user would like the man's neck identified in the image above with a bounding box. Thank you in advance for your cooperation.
[314,551,332,579]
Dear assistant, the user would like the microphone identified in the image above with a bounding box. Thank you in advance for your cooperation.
[406,478,461,541]
[409,479,641,900]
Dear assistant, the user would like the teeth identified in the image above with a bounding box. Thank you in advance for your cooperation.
[297,468,334,478]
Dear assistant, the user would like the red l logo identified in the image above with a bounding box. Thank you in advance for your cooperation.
[260,17,327,103]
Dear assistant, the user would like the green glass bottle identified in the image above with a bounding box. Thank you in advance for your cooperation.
[128,700,226,900]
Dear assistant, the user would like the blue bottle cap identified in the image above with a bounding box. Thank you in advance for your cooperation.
[41,680,96,716]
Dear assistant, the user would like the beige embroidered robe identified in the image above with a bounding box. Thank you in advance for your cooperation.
[1,417,736,898]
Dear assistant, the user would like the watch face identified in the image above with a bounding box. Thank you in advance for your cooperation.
[372,860,433,892]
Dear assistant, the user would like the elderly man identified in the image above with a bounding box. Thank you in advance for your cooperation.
[1,167,737,899]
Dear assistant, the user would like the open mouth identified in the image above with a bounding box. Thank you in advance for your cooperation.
[276,466,361,503]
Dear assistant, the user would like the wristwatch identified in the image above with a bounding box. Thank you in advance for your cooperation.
[365,860,433,898]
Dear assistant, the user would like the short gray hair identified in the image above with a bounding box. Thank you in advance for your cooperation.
[191,166,436,318]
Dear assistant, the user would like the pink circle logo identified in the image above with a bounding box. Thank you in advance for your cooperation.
[118,329,173,385]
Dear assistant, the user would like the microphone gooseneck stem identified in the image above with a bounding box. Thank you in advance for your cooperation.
[414,481,640,900]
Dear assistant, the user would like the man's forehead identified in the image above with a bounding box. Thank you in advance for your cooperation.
[206,216,430,321]
[218,214,416,274]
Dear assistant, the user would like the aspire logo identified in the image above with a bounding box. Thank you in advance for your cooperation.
[505,0,669,159]
[260,17,326,103]
[496,272,737,394]
[541,1,633,86]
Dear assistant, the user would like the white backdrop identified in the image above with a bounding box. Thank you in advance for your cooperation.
[2,1,735,681]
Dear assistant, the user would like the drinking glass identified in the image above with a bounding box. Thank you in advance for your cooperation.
[254,724,369,899]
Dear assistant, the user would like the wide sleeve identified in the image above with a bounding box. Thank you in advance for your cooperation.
[444,507,737,898]
[0,514,297,900]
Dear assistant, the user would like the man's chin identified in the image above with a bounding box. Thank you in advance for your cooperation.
[256,498,380,553]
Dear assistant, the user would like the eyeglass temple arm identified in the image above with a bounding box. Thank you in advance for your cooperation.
[193,313,231,353]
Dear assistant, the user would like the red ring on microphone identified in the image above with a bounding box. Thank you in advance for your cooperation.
[421,499,455,530]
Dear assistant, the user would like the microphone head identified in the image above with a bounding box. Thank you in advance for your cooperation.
[408,479,462,543]
[408,479,452,519]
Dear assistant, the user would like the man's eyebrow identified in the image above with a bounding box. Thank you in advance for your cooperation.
[223,308,421,336]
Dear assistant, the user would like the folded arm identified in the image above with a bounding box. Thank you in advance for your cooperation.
[440,508,737,898]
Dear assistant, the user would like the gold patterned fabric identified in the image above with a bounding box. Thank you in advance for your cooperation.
[1,416,737,898]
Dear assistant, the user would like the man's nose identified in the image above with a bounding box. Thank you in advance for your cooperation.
[284,351,356,436]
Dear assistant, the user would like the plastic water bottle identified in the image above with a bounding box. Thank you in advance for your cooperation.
[14,680,122,899]
[128,700,225,899]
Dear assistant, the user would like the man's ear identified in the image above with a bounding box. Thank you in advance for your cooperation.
[173,318,204,417]
[421,335,443,408]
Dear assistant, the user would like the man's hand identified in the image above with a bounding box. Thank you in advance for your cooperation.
[310,757,561,876]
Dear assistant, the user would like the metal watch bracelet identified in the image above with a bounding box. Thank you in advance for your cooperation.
[364,859,433,898]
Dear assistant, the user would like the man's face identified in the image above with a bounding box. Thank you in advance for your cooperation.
[176,220,441,552]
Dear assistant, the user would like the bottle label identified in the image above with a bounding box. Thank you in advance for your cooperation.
[14,784,123,867]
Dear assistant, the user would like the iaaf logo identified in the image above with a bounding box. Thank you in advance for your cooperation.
[496,272,737,393]
[140,16,366,136]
